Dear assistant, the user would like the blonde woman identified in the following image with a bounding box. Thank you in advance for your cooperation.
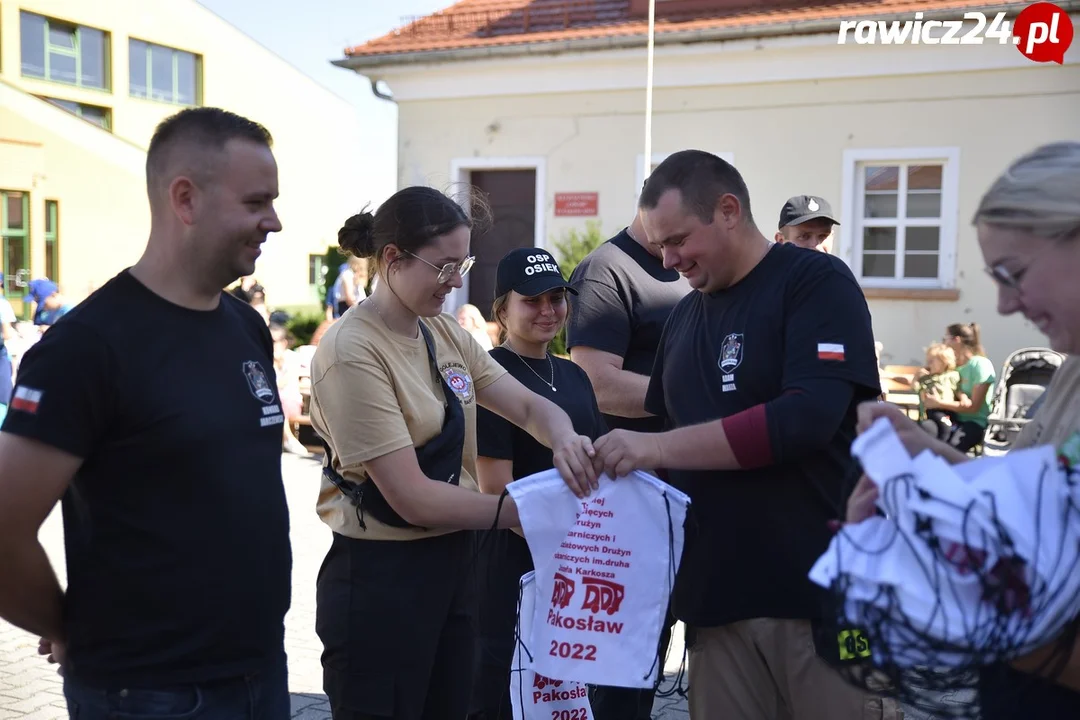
[469,248,606,720]
[850,141,1080,717]
[456,303,494,351]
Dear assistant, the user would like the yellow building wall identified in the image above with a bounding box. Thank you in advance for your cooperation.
[0,0,367,310]
[395,64,1080,366]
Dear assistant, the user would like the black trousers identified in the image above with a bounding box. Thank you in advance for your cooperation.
[316,530,477,720]
[467,529,535,720]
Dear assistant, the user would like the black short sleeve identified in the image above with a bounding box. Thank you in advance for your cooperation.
[476,405,515,460]
[1,321,113,458]
[566,275,631,357]
[644,329,669,421]
[782,261,880,396]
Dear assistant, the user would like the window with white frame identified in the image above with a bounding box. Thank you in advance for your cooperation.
[841,148,959,289]
[635,151,736,197]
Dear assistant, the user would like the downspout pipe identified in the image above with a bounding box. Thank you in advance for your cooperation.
[370,77,395,103]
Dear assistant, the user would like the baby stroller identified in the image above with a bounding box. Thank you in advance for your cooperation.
[984,347,1066,449]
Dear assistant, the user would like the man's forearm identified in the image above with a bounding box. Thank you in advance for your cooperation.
[657,419,740,471]
[592,366,653,419]
[0,541,65,640]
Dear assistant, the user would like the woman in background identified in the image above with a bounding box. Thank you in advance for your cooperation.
[922,322,995,454]
[457,303,494,351]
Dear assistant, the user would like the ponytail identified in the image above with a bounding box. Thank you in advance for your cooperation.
[946,322,986,357]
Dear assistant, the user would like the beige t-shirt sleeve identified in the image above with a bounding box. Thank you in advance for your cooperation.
[313,355,414,470]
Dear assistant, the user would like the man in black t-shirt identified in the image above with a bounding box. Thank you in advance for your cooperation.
[592,150,900,719]
[566,209,691,718]
[0,108,292,718]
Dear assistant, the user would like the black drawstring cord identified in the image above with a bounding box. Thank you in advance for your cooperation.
[654,491,690,699]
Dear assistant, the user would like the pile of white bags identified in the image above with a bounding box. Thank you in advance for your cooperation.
[809,417,1080,668]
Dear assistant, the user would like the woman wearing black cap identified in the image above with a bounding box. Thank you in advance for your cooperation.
[469,247,607,720]
[309,188,599,720]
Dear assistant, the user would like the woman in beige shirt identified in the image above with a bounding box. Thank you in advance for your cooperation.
[309,186,598,720]
[848,141,1080,717]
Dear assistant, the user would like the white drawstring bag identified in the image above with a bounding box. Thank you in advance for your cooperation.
[510,571,593,720]
[507,470,691,689]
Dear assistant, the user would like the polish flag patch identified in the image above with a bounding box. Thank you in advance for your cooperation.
[10,386,43,414]
[817,343,846,361]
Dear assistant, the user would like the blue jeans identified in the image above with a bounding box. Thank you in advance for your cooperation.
[63,659,290,720]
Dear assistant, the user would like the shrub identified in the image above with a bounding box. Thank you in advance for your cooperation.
[285,310,325,346]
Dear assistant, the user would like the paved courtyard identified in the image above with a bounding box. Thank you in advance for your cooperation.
[0,454,690,720]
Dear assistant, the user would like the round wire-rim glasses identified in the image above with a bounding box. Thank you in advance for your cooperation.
[404,251,476,284]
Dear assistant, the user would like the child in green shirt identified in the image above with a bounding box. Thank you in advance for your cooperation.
[914,343,963,440]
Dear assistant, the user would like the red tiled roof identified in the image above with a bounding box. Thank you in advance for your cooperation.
[344,0,1022,58]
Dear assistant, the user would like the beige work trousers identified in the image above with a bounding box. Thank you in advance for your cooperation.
[687,618,904,720]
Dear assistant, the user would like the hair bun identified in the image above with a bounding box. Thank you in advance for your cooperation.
[338,212,376,258]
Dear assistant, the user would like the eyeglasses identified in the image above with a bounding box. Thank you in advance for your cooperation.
[403,251,475,284]
[984,263,1027,291]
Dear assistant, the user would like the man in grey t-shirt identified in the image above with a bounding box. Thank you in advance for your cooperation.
[566,208,691,718]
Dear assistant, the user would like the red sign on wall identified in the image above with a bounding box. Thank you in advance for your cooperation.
[555,192,599,217]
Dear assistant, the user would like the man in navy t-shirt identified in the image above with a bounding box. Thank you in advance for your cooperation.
[0,107,292,719]
[592,150,900,719]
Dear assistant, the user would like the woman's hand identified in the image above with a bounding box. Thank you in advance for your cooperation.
[846,474,880,524]
[551,433,599,499]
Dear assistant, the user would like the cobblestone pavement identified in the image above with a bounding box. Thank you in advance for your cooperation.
[1,454,979,719]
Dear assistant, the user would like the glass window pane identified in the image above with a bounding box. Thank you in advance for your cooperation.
[49,51,77,83]
[46,97,80,114]
[79,27,107,89]
[904,253,940,279]
[865,166,899,192]
[20,12,46,77]
[906,227,940,252]
[80,105,109,129]
[6,237,27,279]
[48,23,76,51]
[907,192,941,218]
[176,52,197,105]
[46,202,56,234]
[150,44,174,101]
[46,240,57,281]
[129,40,148,97]
[863,253,896,278]
[6,194,25,230]
[864,193,898,218]
[908,165,943,190]
[863,227,897,252]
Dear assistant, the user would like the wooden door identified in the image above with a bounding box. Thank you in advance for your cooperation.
[468,170,536,321]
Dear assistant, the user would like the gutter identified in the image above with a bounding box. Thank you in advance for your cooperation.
[333,2,1080,72]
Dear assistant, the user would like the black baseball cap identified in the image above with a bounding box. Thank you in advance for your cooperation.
[494,247,578,299]
[778,195,839,229]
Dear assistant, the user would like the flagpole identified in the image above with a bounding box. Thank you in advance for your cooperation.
[643,0,656,184]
